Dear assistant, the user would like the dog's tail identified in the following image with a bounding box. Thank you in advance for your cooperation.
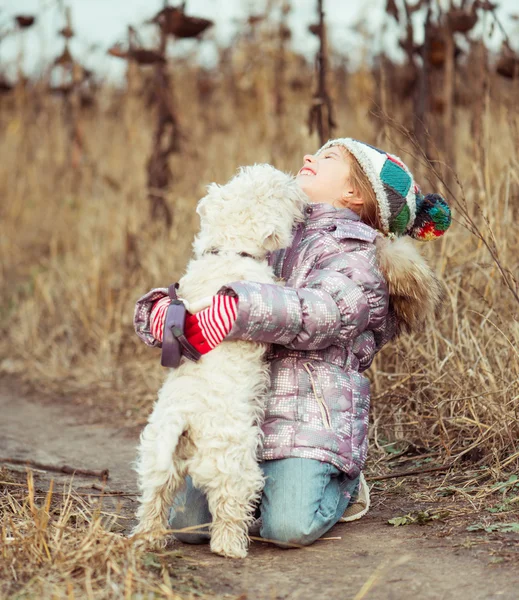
[132,413,187,538]
[137,412,186,476]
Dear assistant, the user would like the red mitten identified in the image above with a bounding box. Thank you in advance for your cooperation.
[150,294,238,354]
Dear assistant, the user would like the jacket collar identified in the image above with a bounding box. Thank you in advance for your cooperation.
[304,203,378,243]
[304,203,360,228]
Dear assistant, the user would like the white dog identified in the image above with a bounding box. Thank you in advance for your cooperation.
[133,165,306,558]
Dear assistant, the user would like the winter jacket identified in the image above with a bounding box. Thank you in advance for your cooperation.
[218,203,441,478]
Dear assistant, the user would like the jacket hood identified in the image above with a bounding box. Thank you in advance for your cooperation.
[375,235,443,333]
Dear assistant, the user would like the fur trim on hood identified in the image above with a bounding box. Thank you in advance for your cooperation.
[375,236,443,333]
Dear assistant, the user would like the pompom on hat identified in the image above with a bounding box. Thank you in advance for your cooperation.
[318,138,451,241]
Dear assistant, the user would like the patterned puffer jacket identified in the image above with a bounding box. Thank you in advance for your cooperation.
[218,203,441,478]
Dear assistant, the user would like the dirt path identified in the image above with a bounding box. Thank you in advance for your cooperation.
[1,380,518,600]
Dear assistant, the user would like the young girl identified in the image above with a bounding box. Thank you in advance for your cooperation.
[134,137,451,547]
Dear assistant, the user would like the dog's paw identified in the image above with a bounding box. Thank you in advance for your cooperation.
[129,526,168,550]
[210,538,248,559]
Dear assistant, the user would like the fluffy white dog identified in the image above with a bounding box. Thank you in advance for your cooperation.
[133,164,306,558]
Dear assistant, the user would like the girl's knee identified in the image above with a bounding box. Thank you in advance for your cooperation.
[260,513,320,547]
[168,478,212,545]
[173,530,210,545]
[169,508,211,545]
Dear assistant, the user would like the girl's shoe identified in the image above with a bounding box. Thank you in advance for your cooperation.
[339,472,370,522]
[249,517,262,536]
[248,503,262,536]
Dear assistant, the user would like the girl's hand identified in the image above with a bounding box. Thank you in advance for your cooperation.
[150,296,172,342]
[134,287,169,347]
[150,294,238,354]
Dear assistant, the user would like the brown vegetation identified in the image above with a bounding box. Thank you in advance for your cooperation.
[1,4,519,596]
[0,468,210,598]
[1,0,518,506]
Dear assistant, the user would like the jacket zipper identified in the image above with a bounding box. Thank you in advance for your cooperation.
[303,362,332,430]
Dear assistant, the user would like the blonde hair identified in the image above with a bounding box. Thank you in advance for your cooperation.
[335,146,382,232]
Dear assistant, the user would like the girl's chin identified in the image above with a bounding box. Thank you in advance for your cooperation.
[296,180,316,197]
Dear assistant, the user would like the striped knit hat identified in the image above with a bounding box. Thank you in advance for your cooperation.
[318,138,451,241]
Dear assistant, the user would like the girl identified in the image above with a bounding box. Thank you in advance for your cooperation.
[134,137,451,547]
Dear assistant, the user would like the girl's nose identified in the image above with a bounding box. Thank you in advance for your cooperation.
[303,154,315,164]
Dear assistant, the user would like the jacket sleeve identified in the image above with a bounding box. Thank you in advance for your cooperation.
[218,245,389,351]
[133,287,169,347]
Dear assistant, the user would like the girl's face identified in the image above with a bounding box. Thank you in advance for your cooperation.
[296,146,363,211]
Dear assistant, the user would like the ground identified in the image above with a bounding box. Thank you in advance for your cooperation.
[1,378,519,600]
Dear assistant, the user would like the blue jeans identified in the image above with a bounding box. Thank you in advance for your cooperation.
[169,458,359,548]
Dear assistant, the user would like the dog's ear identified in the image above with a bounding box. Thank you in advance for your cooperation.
[262,228,284,252]
[196,197,208,219]
[197,183,223,219]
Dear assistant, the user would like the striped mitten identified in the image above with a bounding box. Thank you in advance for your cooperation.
[150,296,172,343]
[150,294,238,355]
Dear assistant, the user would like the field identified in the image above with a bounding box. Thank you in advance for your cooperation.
[1,2,519,598]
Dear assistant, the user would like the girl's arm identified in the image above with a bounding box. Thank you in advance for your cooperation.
[134,245,393,355]
[218,244,390,352]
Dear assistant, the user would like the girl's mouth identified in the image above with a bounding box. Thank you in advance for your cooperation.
[298,167,316,176]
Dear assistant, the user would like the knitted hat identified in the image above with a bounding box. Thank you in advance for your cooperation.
[318,138,451,241]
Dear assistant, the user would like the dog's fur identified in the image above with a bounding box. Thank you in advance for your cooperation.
[133,165,306,558]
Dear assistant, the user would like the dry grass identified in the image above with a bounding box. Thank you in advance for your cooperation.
[368,102,519,477]
[1,41,518,486]
[0,468,215,599]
